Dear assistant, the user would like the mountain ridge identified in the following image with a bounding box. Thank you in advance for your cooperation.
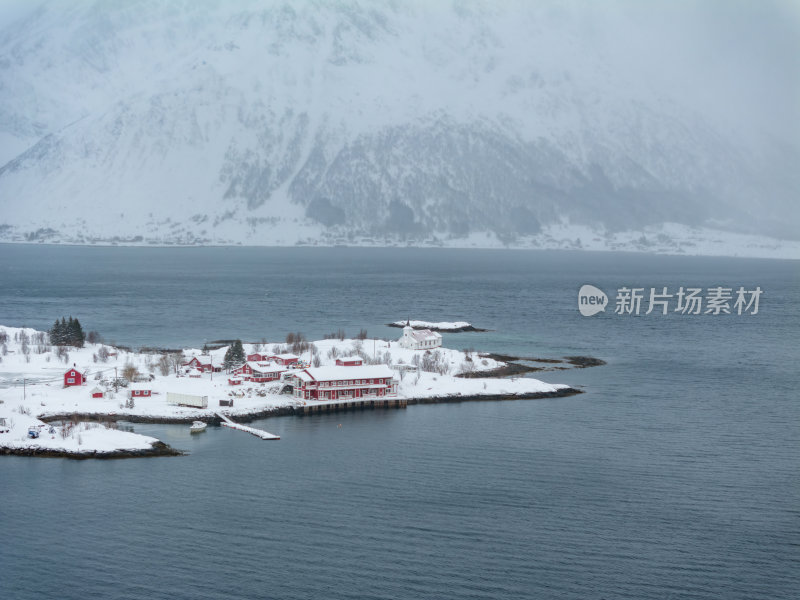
[1,0,797,255]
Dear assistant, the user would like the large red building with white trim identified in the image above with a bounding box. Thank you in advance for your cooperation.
[290,365,397,402]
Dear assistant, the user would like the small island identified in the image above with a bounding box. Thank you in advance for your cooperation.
[386,320,489,332]
[0,323,598,458]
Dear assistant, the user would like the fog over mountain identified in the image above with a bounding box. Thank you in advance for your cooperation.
[1,0,798,255]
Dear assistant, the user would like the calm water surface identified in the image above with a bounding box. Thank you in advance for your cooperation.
[0,245,798,599]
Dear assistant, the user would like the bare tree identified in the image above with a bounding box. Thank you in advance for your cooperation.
[56,345,69,364]
[157,354,171,376]
[459,360,476,375]
[122,364,139,382]
[97,346,110,363]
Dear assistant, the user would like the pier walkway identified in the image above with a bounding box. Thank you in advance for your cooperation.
[215,412,280,440]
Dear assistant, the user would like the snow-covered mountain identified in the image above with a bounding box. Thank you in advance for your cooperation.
[0,0,797,256]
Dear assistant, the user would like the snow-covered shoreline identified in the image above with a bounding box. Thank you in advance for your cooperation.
[0,325,578,458]
[387,320,489,332]
[1,222,799,261]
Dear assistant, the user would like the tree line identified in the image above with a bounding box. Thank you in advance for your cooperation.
[49,317,86,348]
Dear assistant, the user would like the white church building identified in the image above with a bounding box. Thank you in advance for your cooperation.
[398,322,442,350]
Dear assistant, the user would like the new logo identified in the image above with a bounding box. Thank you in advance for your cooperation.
[578,284,608,316]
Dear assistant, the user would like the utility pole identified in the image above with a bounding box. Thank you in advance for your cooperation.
[114,366,118,392]
[22,377,26,401]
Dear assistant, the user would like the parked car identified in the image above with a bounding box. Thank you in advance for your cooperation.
[28,427,40,439]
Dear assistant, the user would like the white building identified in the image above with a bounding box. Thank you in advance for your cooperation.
[398,323,442,350]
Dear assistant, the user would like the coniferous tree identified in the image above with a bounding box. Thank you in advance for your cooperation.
[69,317,86,348]
[50,316,86,347]
[223,339,246,370]
[49,320,62,345]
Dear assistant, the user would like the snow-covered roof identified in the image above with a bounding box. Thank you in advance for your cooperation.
[271,353,299,360]
[337,355,363,362]
[250,362,285,374]
[407,329,441,342]
[296,365,395,383]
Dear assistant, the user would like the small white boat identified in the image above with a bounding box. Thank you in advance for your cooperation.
[189,421,207,433]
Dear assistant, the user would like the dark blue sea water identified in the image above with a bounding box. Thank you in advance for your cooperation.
[1,245,798,600]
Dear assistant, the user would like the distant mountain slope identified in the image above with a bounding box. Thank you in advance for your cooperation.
[0,0,797,254]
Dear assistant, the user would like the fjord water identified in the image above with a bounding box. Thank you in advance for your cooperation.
[1,245,798,600]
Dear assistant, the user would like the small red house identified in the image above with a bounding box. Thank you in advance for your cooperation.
[228,377,242,386]
[90,387,104,399]
[182,356,220,373]
[64,367,85,387]
[247,353,266,362]
[336,356,363,367]
[268,353,300,366]
[129,388,152,398]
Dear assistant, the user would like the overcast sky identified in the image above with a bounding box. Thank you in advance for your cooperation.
[0,0,796,148]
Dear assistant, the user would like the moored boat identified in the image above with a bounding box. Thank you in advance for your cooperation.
[189,421,207,433]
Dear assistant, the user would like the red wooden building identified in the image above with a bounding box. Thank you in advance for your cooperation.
[129,388,152,398]
[64,366,85,387]
[247,353,266,362]
[267,353,300,366]
[182,356,220,373]
[233,361,286,383]
[335,356,363,367]
[290,365,397,402]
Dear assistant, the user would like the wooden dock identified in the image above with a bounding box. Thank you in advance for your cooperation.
[295,397,407,416]
[215,412,280,440]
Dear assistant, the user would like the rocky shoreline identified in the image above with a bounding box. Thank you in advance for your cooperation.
[0,441,184,460]
[4,387,584,459]
[36,387,582,428]
[458,354,606,378]
[406,387,582,404]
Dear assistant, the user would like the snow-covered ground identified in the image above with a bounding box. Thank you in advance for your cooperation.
[0,411,159,455]
[0,325,572,456]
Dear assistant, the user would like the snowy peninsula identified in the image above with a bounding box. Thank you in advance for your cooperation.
[0,325,580,458]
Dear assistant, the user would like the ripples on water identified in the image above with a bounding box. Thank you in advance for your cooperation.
[0,246,798,599]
